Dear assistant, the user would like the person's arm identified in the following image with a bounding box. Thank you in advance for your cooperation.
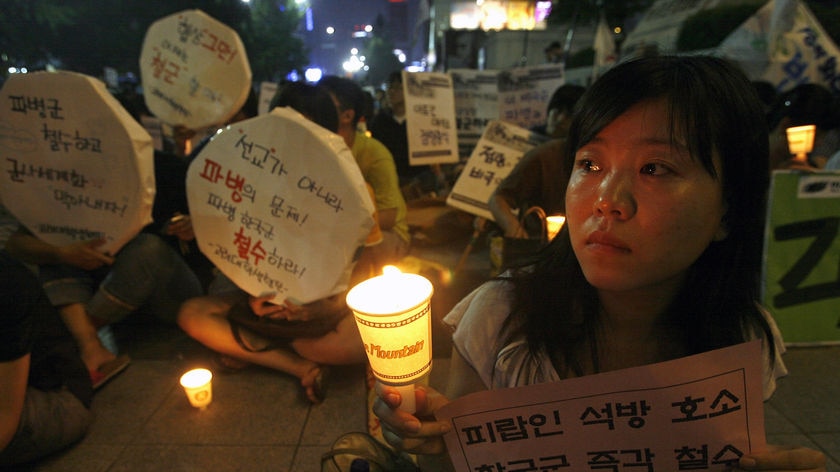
[0,354,30,452]
[488,190,523,238]
[373,347,486,469]
[5,227,113,270]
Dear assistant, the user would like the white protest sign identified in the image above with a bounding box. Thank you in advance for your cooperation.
[446,120,547,220]
[140,9,252,129]
[437,341,766,472]
[258,81,279,115]
[0,70,154,254]
[186,107,375,304]
[497,64,564,130]
[717,0,840,95]
[450,69,500,159]
[403,71,460,166]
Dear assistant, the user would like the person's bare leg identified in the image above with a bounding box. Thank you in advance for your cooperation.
[177,295,324,402]
[58,303,115,372]
[291,315,367,365]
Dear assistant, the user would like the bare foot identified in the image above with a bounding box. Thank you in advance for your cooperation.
[301,365,328,404]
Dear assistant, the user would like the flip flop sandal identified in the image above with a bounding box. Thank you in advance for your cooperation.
[90,354,131,390]
[304,366,329,404]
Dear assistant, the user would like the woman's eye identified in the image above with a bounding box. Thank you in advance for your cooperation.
[578,159,601,172]
[640,163,671,175]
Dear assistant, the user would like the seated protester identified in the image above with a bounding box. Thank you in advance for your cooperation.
[530,84,586,140]
[488,139,569,239]
[369,71,439,196]
[178,82,378,405]
[5,227,203,389]
[373,56,828,471]
[489,84,584,238]
[319,75,410,270]
[0,250,93,466]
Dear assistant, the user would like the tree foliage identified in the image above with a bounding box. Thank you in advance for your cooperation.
[0,0,307,83]
[242,0,307,83]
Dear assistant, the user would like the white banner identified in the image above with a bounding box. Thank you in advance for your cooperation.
[140,9,253,129]
[450,69,500,159]
[403,71,460,166]
[186,107,375,304]
[717,0,840,95]
[0,70,154,254]
[497,65,564,131]
[446,120,547,220]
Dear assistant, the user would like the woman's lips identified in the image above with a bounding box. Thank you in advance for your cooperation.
[586,231,631,253]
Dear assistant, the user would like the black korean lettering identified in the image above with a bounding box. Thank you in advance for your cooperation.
[773,217,840,308]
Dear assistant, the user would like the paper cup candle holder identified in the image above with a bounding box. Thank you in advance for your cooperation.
[346,266,434,413]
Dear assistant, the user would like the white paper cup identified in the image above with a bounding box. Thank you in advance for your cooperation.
[180,368,213,409]
[346,268,434,413]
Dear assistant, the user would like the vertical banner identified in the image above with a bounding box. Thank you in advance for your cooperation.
[762,170,840,345]
[403,71,460,166]
[258,81,279,116]
[451,69,500,159]
[446,120,547,220]
[497,64,564,131]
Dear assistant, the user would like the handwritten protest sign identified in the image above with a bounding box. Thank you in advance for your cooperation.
[258,81,279,116]
[186,107,375,304]
[437,341,766,472]
[0,70,154,254]
[403,71,460,166]
[497,64,564,131]
[717,0,840,95]
[450,69,500,159]
[446,120,548,220]
[140,9,252,130]
[762,170,840,345]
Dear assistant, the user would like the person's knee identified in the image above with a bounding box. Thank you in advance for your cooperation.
[118,234,175,270]
[176,296,226,335]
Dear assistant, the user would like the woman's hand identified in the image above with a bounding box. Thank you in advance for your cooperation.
[247,294,287,319]
[372,383,452,456]
[731,444,826,471]
[57,238,115,270]
[164,214,195,241]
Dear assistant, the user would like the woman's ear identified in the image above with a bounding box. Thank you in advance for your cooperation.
[338,108,355,126]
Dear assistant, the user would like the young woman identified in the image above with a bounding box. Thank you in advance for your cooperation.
[373,56,827,471]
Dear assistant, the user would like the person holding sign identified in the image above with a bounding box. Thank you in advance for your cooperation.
[319,76,410,270]
[177,82,378,404]
[373,56,827,471]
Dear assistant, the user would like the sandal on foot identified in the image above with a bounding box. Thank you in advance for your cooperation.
[90,354,131,390]
[303,366,329,404]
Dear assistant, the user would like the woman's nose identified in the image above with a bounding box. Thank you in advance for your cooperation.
[594,173,636,219]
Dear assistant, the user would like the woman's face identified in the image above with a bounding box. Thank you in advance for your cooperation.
[565,99,728,295]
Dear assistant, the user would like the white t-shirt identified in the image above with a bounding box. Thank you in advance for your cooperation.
[443,279,788,400]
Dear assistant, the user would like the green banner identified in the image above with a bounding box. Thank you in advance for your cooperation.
[762,170,840,345]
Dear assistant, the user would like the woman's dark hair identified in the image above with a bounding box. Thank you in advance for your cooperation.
[270,81,339,133]
[318,75,367,127]
[504,55,774,376]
